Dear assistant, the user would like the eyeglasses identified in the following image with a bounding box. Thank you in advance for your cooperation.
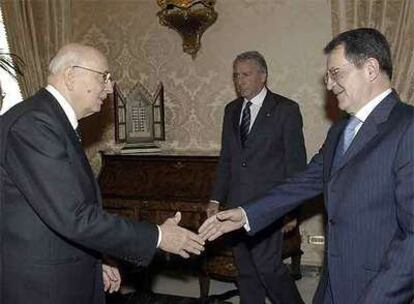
[72,65,112,83]
[324,62,354,84]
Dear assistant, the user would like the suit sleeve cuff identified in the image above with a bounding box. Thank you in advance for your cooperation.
[238,207,251,232]
[156,225,161,248]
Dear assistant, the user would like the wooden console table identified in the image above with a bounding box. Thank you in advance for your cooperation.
[98,152,216,227]
[98,151,302,299]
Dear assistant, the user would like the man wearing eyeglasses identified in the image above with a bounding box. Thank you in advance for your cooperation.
[200,28,414,304]
[0,43,205,304]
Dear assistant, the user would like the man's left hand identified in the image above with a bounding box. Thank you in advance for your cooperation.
[102,264,121,293]
[282,218,297,233]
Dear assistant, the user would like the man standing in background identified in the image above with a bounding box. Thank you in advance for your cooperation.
[0,43,204,304]
[207,51,306,304]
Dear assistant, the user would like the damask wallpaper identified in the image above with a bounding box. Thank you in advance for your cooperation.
[72,0,333,266]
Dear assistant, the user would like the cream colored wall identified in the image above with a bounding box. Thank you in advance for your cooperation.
[72,0,334,266]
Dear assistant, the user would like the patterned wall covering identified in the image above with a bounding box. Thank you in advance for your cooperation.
[72,0,333,266]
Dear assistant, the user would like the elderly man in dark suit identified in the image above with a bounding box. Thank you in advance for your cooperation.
[0,43,204,304]
[200,28,414,304]
[207,51,306,304]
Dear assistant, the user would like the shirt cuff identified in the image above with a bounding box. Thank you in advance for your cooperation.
[238,207,251,232]
[210,200,220,204]
[156,225,162,248]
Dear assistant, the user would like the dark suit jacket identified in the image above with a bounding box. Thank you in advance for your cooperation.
[212,89,306,207]
[0,89,158,304]
[244,91,414,304]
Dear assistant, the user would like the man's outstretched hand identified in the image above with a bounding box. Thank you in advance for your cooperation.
[159,212,205,258]
[198,208,246,241]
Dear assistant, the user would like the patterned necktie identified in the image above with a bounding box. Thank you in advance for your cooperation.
[240,101,252,147]
[341,115,361,154]
[75,127,82,142]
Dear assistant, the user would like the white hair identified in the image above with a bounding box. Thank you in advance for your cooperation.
[48,43,99,75]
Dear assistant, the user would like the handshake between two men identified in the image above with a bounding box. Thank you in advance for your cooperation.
[162,208,245,259]
[102,208,244,294]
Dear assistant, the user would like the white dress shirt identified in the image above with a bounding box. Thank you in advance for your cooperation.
[46,85,78,130]
[352,88,392,136]
[239,86,267,131]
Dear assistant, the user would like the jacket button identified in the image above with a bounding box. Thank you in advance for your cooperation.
[329,219,336,225]
[241,162,247,167]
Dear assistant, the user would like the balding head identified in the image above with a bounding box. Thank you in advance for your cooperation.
[48,43,105,76]
[48,43,113,119]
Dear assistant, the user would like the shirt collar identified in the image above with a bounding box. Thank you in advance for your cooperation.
[45,84,78,130]
[244,86,267,106]
[354,88,392,123]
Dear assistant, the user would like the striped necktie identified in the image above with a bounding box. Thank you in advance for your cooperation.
[75,127,82,142]
[240,101,252,147]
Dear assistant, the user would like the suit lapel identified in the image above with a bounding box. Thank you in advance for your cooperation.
[330,91,398,176]
[44,90,96,182]
[325,119,347,178]
[247,91,278,139]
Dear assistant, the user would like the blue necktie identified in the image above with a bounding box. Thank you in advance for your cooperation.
[240,101,252,147]
[332,116,361,170]
[341,115,361,155]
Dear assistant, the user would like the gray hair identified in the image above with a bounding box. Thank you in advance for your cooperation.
[48,43,95,75]
[234,51,268,75]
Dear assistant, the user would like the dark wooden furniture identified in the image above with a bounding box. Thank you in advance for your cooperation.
[98,152,216,227]
[98,152,302,299]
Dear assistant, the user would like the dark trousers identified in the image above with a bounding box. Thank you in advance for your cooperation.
[232,223,304,304]
[323,277,334,304]
[313,270,334,304]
